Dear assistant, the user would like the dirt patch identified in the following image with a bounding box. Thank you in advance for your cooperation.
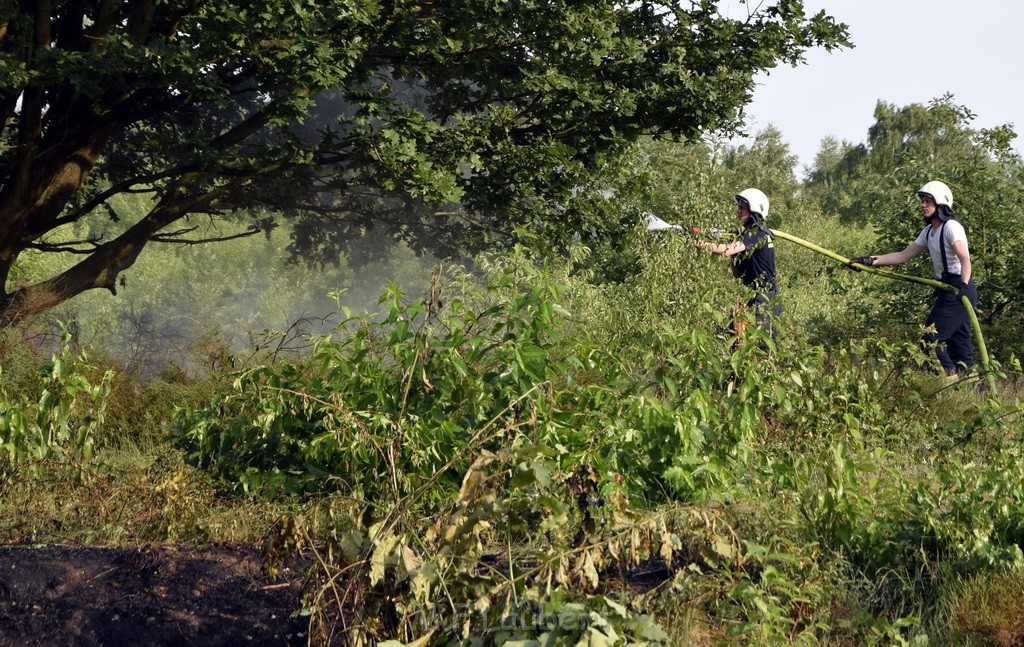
[0,542,309,646]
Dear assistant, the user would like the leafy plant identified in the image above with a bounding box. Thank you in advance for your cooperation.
[0,332,113,477]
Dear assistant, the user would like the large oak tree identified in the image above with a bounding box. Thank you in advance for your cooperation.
[0,0,848,325]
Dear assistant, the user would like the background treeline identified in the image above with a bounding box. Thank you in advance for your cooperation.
[2,95,1024,646]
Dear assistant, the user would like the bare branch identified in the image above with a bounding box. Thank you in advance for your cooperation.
[150,226,264,245]
[25,238,103,254]
[37,177,168,236]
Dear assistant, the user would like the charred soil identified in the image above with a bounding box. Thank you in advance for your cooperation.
[0,542,309,646]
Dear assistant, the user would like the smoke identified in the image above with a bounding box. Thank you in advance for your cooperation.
[59,225,445,379]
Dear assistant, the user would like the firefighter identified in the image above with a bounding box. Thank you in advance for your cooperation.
[695,188,781,337]
[849,180,977,375]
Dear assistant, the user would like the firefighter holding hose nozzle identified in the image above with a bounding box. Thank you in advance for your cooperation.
[693,188,782,338]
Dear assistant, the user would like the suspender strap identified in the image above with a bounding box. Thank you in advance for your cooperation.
[939,220,950,276]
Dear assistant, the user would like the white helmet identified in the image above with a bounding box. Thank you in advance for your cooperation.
[916,181,953,208]
[735,188,769,219]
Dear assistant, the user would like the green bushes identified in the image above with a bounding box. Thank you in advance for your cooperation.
[0,334,112,474]
[174,249,826,506]
[175,261,584,501]
[174,256,678,503]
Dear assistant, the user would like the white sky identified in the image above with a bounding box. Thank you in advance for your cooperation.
[726,0,1022,177]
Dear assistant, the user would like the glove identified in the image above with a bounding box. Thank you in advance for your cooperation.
[688,226,701,236]
[956,282,970,301]
[847,256,874,271]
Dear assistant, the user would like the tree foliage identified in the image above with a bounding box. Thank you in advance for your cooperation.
[0,0,849,324]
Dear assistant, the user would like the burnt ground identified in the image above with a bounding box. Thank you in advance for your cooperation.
[0,542,310,646]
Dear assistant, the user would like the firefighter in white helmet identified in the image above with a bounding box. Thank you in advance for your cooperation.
[694,188,781,337]
[849,180,977,375]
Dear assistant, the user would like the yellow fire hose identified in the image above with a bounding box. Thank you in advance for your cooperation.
[770,229,998,395]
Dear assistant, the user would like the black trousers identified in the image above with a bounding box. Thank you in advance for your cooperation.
[923,277,977,375]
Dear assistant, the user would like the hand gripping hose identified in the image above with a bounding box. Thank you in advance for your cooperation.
[770,229,997,395]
